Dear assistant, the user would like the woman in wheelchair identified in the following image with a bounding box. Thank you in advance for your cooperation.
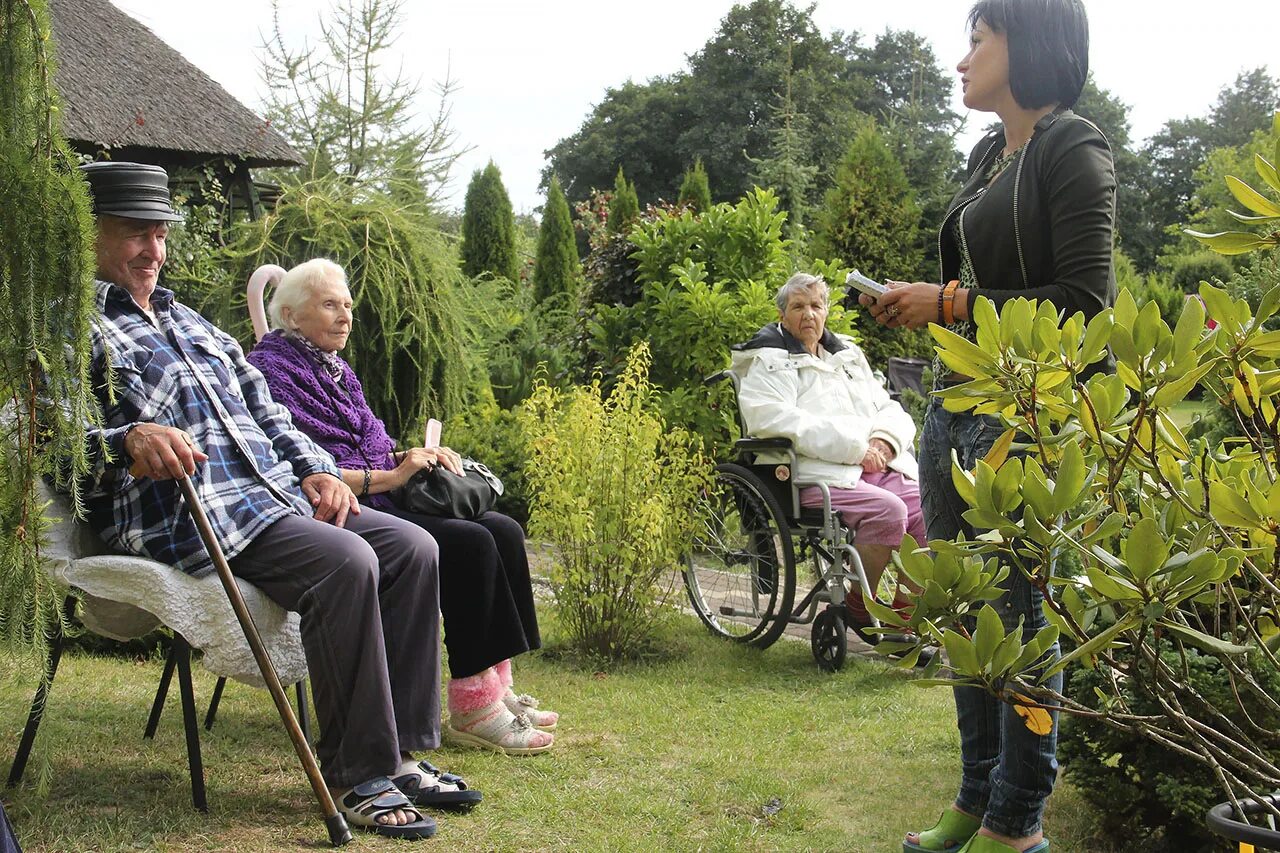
[731,272,925,637]
[248,259,558,757]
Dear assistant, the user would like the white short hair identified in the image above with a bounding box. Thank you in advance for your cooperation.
[775,273,828,312]
[269,258,347,331]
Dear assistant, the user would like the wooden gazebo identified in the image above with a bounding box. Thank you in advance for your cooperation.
[48,0,302,216]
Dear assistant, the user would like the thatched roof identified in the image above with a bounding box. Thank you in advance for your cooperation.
[49,0,302,169]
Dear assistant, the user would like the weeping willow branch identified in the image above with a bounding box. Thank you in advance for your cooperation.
[180,174,484,441]
[0,0,99,663]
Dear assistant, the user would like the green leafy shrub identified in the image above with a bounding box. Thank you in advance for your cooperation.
[584,189,856,454]
[1117,250,1186,331]
[520,344,710,659]
[880,287,1280,817]
[1168,250,1233,293]
[480,281,577,410]
[1060,646,1280,850]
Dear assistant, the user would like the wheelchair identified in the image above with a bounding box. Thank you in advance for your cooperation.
[682,368,917,671]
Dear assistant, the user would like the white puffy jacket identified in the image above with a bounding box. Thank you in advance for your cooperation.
[729,324,918,489]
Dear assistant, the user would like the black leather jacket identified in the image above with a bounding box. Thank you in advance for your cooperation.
[942,109,1117,322]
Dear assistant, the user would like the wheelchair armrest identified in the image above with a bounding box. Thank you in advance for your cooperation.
[735,437,794,452]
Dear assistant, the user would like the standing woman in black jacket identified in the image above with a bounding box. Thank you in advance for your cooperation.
[866,2,1115,853]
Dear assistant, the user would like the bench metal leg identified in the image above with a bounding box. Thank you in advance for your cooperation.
[144,641,179,740]
[204,677,227,731]
[172,635,207,813]
[7,595,76,788]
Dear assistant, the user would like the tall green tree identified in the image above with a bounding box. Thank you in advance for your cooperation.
[606,167,640,234]
[811,121,928,364]
[533,177,580,302]
[677,159,713,213]
[461,162,519,282]
[747,49,817,242]
[812,122,923,281]
[260,0,467,203]
[0,0,99,661]
[542,1,959,212]
[1135,68,1278,269]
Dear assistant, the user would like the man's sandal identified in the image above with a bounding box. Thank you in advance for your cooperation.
[446,701,554,755]
[954,836,1049,853]
[338,776,437,840]
[503,690,559,731]
[393,758,483,810]
[904,808,982,852]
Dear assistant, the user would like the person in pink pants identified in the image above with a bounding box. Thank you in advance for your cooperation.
[730,273,925,632]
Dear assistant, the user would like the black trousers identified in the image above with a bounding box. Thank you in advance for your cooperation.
[377,508,540,679]
[228,508,441,787]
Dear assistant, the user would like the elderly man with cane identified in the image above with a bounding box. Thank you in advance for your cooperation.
[75,161,476,840]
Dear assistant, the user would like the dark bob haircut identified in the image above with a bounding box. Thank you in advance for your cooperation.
[968,0,1089,109]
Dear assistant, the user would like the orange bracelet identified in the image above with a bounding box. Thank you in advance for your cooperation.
[941,280,960,325]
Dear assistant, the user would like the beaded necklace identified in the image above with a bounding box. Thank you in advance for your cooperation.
[986,139,1028,183]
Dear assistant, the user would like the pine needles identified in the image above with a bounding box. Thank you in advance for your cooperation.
[0,0,98,664]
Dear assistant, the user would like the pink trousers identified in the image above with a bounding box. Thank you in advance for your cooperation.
[799,470,926,548]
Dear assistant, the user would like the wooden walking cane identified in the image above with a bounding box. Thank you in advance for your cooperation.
[177,476,352,847]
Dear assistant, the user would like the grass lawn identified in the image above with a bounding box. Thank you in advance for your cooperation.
[1168,398,1213,432]
[0,611,1124,852]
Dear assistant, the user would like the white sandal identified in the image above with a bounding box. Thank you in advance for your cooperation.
[337,776,437,840]
[445,701,554,755]
[503,689,559,731]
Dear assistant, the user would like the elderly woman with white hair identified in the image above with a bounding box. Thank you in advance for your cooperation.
[248,258,558,757]
[730,272,925,635]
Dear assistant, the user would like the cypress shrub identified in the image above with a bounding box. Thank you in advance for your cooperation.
[606,167,640,234]
[533,176,580,302]
[812,121,930,365]
[461,161,518,281]
[677,158,712,213]
[0,0,99,663]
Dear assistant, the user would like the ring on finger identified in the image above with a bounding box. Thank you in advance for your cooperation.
[886,305,901,318]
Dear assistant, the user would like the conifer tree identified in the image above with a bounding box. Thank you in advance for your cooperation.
[0,0,99,661]
[606,167,640,234]
[812,121,927,365]
[677,159,713,213]
[747,51,817,241]
[533,177,580,302]
[811,121,922,283]
[461,161,519,281]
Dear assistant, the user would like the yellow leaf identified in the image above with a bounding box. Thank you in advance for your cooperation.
[983,427,1017,470]
[1011,692,1054,735]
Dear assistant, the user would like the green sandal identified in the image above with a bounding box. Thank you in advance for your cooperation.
[903,808,982,852]
[954,835,1049,853]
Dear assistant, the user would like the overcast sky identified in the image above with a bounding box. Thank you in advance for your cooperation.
[109,0,1278,213]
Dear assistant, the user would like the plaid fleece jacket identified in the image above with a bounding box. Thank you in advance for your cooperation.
[83,281,340,576]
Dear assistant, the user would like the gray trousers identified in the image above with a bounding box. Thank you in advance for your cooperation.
[229,507,441,787]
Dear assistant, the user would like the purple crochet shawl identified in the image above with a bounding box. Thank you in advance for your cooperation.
[247,331,397,509]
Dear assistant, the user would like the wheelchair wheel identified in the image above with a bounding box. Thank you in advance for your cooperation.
[812,606,847,672]
[684,462,796,648]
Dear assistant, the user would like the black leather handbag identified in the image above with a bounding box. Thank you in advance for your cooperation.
[394,458,504,519]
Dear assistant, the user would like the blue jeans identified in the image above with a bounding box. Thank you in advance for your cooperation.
[918,397,1062,839]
